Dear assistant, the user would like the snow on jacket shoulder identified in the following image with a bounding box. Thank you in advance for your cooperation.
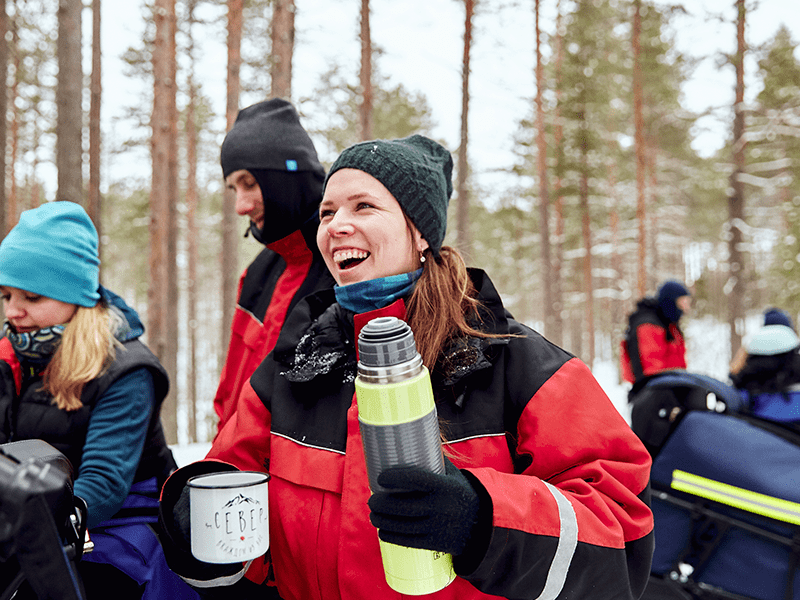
[208,269,654,600]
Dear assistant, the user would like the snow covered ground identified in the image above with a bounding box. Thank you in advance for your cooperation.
[170,442,212,468]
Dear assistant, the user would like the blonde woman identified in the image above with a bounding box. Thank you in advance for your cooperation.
[0,202,196,600]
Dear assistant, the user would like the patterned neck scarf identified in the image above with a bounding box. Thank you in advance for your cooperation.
[334,269,423,314]
[3,321,66,363]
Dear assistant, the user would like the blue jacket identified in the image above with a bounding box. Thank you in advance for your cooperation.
[731,350,800,430]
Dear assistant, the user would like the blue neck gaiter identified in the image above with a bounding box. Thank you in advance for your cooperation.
[3,321,65,364]
[335,269,423,314]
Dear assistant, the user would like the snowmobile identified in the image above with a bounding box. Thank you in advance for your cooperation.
[631,371,800,600]
[0,439,90,600]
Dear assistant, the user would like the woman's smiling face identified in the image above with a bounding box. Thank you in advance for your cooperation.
[317,169,428,286]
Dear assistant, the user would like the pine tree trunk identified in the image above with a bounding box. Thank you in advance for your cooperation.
[185,52,199,444]
[221,0,242,362]
[88,0,102,259]
[611,205,624,380]
[0,0,6,238]
[632,0,647,297]
[550,0,565,347]
[56,0,83,205]
[150,0,169,374]
[579,109,595,367]
[456,0,474,258]
[150,0,178,444]
[359,0,373,140]
[535,0,553,340]
[647,146,658,289]
[271,0,294,99]
[729,0,746,357]
[165,0,179,445]
[8,1,18,230]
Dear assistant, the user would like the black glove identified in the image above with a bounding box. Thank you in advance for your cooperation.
[158,460,246,585]
[367,457,480,556]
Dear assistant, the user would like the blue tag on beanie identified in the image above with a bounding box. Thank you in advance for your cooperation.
[286,159,298,171]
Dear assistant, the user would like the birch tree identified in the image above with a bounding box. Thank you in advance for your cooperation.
[7,0,18,230]
[0,0,6,238]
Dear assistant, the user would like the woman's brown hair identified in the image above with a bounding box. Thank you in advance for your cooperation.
[406,246,502,369]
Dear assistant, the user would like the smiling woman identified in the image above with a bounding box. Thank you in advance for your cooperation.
[317,168,427,286]
[160,134,656,600]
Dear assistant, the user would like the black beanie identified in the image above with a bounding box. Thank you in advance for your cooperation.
[220,98,325,179]
[324,135,453,256]
[657,280,690,323]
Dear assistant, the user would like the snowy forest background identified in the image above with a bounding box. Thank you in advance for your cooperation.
[1,0,799,450]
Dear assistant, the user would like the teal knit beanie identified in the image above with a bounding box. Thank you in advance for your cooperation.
[324,135,453,256]
[0,201,101,307]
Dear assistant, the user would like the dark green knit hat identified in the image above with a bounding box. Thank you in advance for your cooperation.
[324,134,453,256]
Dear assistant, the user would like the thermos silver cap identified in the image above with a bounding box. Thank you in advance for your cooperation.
[358,317,418,367]
[357,317,423,383]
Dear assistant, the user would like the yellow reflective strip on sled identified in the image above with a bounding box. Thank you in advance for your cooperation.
[671,469,800,526]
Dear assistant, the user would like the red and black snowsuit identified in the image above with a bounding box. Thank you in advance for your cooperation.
[170,269,654,600]
[212,98,335,434]
[212,220,334,432]
[621,298,687,393]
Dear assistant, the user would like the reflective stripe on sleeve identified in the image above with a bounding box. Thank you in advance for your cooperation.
[536,482,578,600]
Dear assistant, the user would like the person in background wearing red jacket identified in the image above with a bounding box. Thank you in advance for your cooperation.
[621,280,692,397]
[160,135,654,600]
[213,99,335,434]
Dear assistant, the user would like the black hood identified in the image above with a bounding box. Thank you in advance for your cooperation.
[249,168,324,245]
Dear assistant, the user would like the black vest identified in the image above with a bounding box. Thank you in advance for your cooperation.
[0,339,176,486]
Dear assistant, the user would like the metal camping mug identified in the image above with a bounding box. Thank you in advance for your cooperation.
[187,471,270,564]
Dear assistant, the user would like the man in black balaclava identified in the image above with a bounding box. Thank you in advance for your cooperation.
[213,99,334,431]
[162,100,332,598]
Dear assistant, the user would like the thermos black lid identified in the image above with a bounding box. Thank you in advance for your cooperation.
[358,317,419,367]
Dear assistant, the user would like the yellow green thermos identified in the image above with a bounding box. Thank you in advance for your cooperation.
[356,316,456,595]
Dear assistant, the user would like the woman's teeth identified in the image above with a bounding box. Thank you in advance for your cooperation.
[334,249,369,269]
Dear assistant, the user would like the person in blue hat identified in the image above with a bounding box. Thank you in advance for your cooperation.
[730,323,800,431]
[0,202,197,600]
[621,280,692,396]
